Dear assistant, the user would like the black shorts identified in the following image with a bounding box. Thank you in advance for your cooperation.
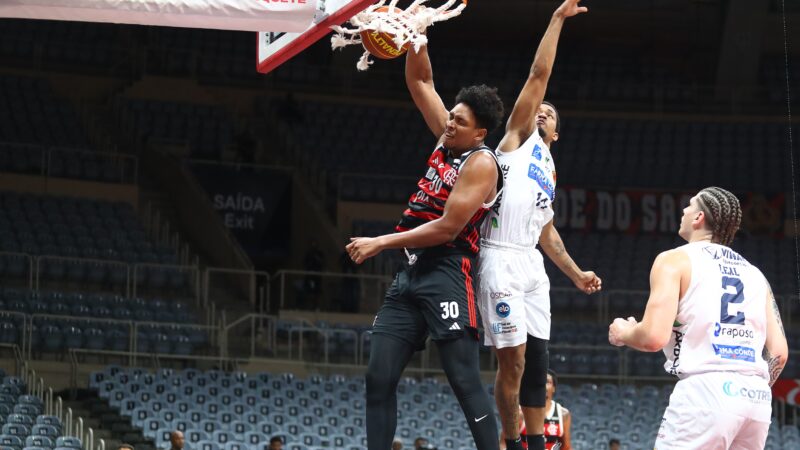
[372,252,479,350]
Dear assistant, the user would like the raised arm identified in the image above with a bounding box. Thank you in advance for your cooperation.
[539,219,601,294]
[497,0,587,152]
[405,44,448,138]
[346,153,497,263]
[763,285,788,386]
[609,250,686,352]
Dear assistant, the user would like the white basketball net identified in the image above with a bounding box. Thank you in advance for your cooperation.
[330,0,467,71]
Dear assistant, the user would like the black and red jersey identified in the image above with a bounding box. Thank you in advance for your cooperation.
[395,144,501,256]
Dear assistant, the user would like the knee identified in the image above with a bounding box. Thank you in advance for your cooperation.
[448,371,482,398]
[366,368,395,402]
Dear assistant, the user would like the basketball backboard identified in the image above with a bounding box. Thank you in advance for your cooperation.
[257,0,375,74]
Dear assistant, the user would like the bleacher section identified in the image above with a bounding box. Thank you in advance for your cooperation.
[117,99,234,160]
[89,367,800,450]
[276,100,795,203]
[0,288,205,355]
[0,75,133,183]
[0,370,80,450]
[0,192,179,271]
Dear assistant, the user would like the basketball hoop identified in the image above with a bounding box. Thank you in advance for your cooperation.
[330,0,468,71]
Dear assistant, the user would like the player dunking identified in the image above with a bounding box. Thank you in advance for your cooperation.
[346,44,505,449]
[476,1,599,450]
[609,187,789,449]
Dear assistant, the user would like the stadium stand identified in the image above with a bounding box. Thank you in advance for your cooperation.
[89,367,800,450]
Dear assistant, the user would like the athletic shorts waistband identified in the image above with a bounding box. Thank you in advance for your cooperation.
[480,239,537,253]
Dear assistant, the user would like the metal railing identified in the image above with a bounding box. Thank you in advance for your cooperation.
[22,364,97,450]
[272,269,392,314]
[36,255,131,296]
[204,267,270,313]
[132,263,201,304]
[0,142,137,184]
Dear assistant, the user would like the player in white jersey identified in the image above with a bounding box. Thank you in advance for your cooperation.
[608,187,789,450]
[476,2,601,450]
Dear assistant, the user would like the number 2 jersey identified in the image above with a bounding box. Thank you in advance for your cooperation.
[663,242,770,381]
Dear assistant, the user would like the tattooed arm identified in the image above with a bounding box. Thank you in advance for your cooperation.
[539,219,601,294]
[762,285,788,386]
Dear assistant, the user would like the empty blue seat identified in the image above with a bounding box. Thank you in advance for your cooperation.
[0,435,23,449]
[24,437,53,449]
[30,426,57,439]
[0,425,27,438]
[54,438,80,450]
[6,416,32,428]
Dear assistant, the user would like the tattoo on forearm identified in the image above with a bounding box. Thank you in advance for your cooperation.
[763,348,785,387]
[552,240,566,256]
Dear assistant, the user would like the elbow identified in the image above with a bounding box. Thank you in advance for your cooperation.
[529,64,551,81]
[439,221,462,242]
[642,334,670,352]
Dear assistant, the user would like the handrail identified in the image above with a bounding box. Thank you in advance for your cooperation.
[204,267,270,311]
[131,262,200,302]
[271,269,392,310]
[68,348,247,374]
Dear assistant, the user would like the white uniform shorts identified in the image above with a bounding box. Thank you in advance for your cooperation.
[655,372,771,450]
[477,239,550,348]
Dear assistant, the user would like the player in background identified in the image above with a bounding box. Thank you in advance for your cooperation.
[609,187,788,449]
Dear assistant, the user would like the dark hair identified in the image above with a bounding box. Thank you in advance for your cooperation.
[547,369,558,388]
[118,444,135,450]
[454,85,504,133]
[541,101,560,133]
[609,439,620,445]
[695,187,741,246]
[269,436,283,444]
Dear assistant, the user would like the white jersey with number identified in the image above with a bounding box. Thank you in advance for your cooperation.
[663,242,770,381]
[477,132,557,346]
[481,131,556,247]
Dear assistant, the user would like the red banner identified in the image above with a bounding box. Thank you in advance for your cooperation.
[772,379,800,405]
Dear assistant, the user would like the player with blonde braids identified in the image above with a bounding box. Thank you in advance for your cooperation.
[694,187,743,247]
[608,186,788,449]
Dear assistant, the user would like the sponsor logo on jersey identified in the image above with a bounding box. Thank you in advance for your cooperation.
[703,246,722,260]
[722,381,771,403]
[491,321,517,335]
[532,144,542,161]
[442,168,458,185]
[496,302,511,318]
[449,322,461,330]
[712,344,756,362]
[527,164,555,201]
[490,291,512,300]
[714,322,754,340]
[668,329,684,375]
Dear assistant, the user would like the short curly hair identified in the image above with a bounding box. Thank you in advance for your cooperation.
[454,85,504,133]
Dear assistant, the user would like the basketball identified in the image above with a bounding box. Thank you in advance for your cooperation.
[359,7,409,60]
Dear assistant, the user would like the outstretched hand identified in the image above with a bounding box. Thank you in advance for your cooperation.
[554,0,588,19]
